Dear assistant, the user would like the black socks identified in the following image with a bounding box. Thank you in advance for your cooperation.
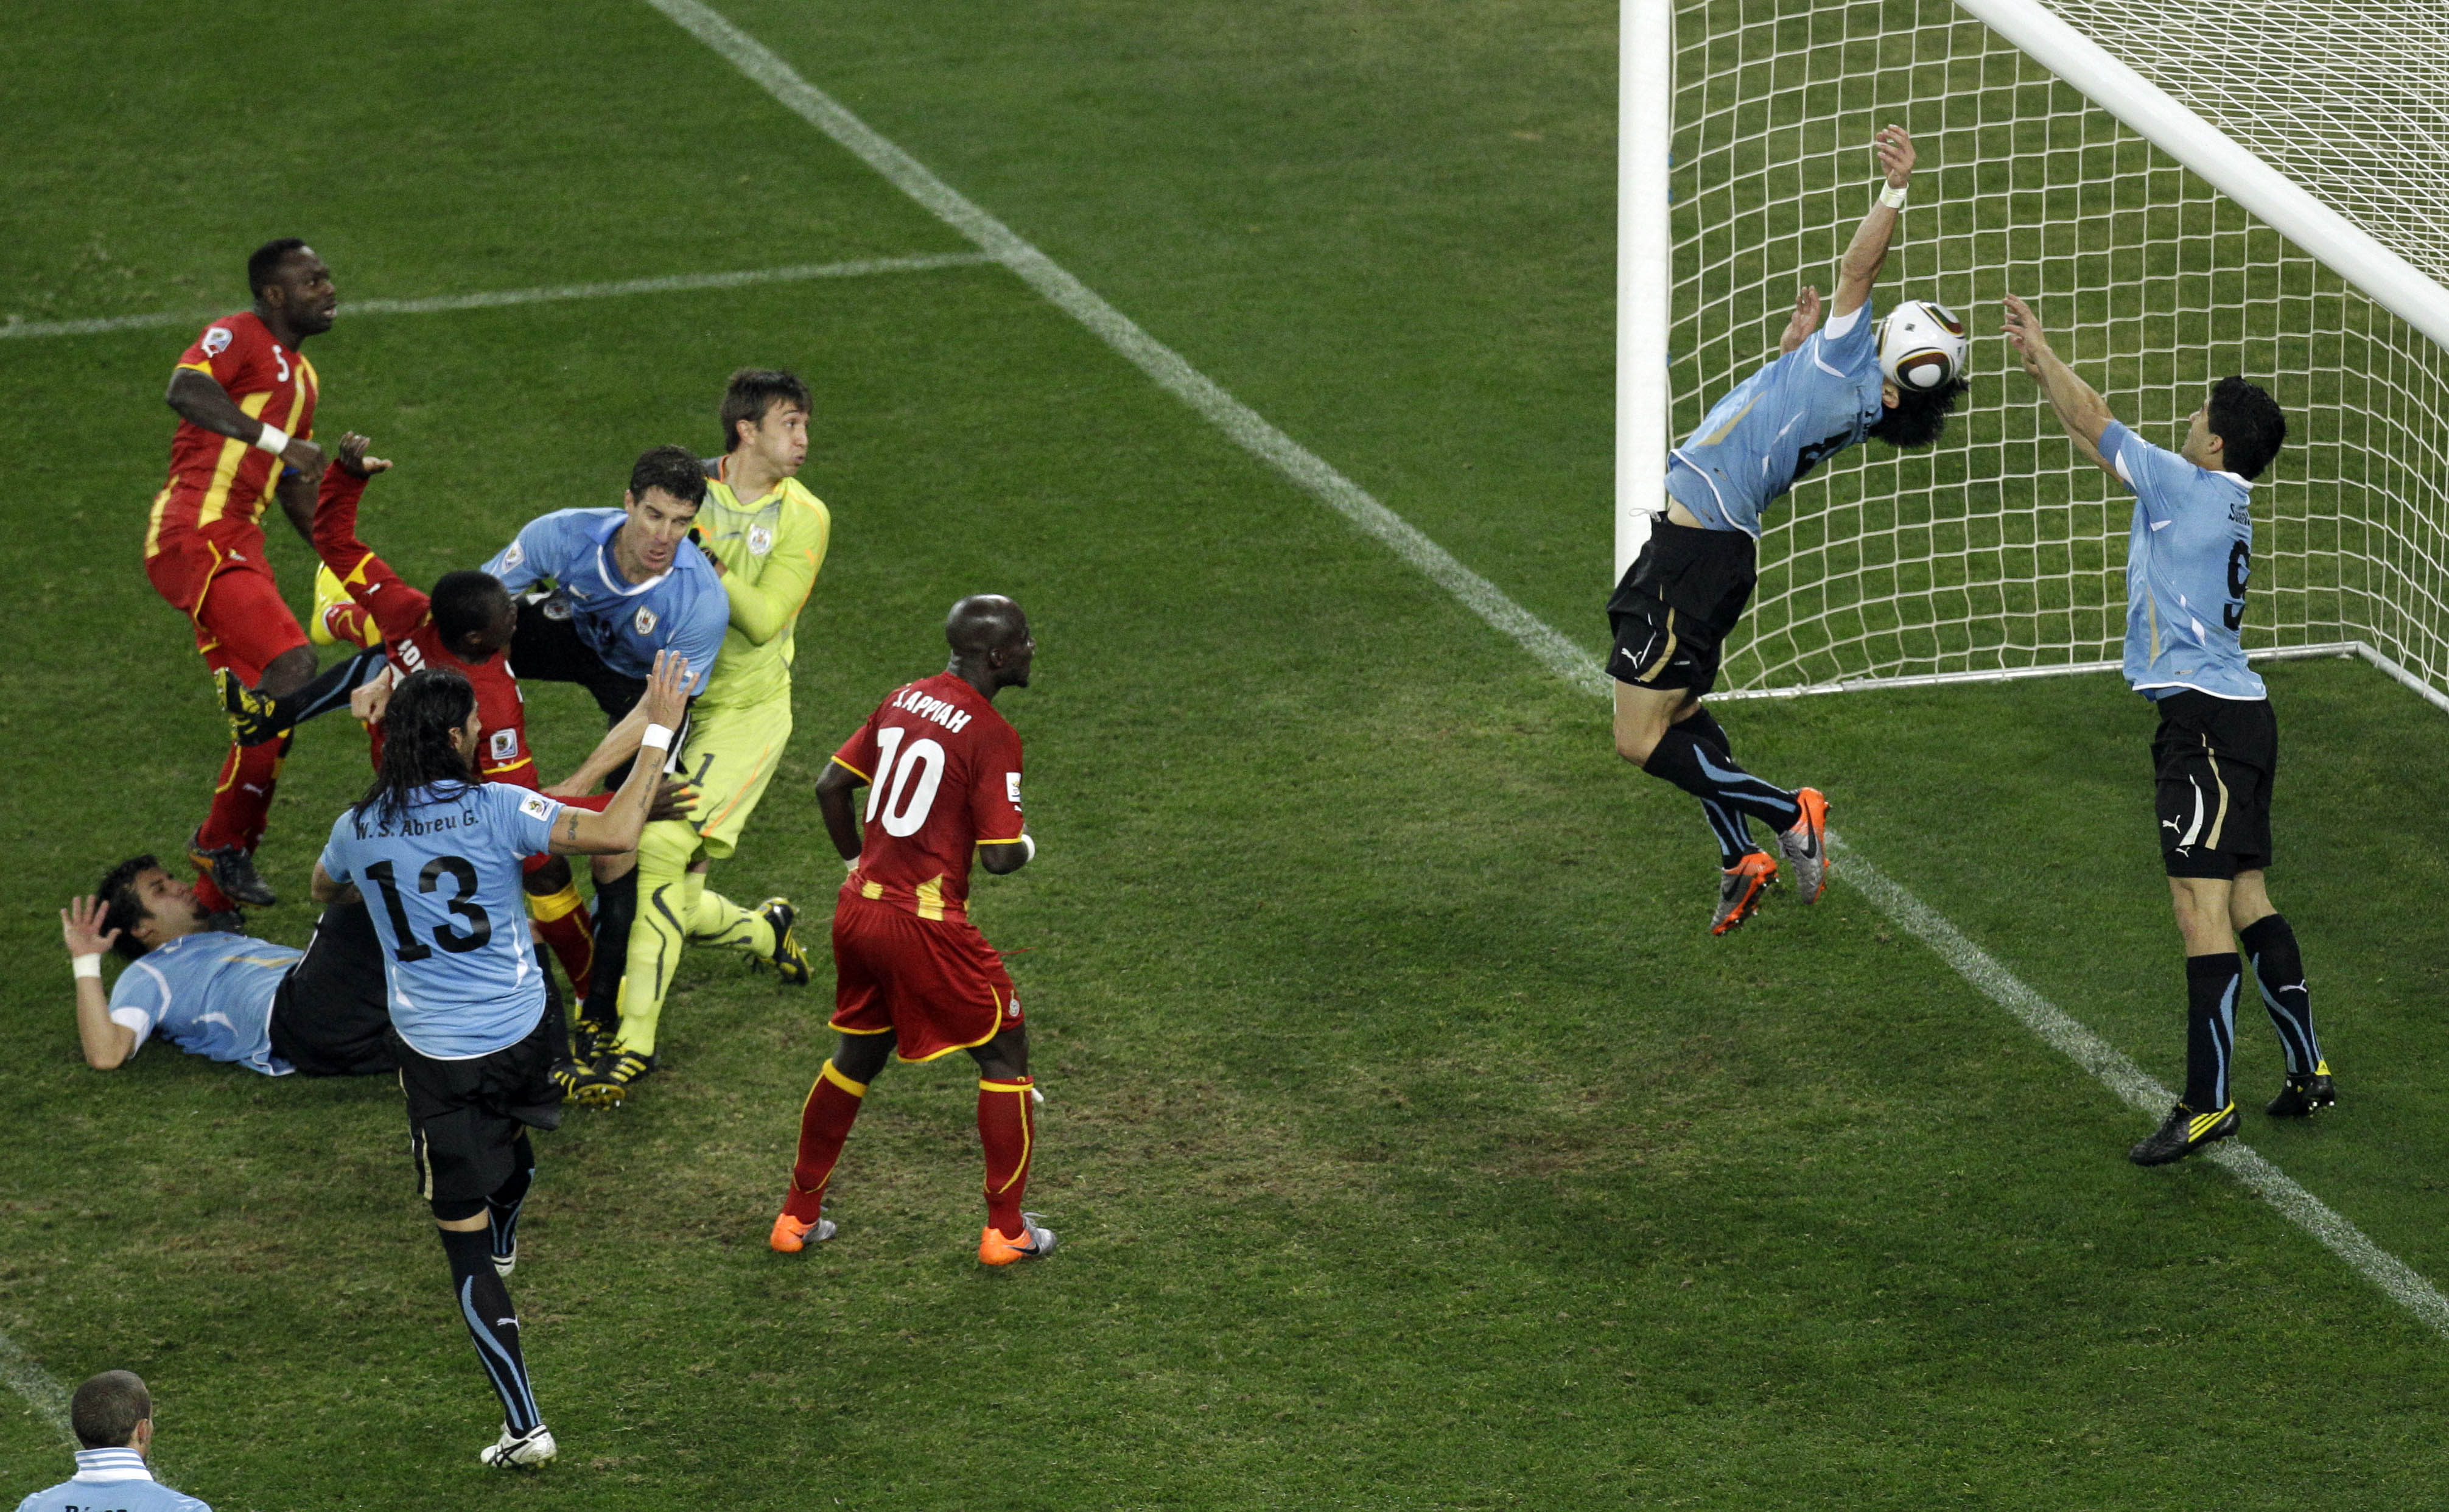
[2240,914,2322,1076]
[1678,709,1764,867]
[2182,953,2242,1112]
[1642,723,1802,831]
[487,1135,534,1270]
[582,870,636,1029]
[436,1219,541,1435]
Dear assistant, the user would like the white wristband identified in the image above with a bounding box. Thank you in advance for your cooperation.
[640,723,674,752]
[72,954,103,980]
[254,422,292,456]
[1021,833,1037,863]
[1877,181,1908,210]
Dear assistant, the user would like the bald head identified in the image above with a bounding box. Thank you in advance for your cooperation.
[944,595,1035,696]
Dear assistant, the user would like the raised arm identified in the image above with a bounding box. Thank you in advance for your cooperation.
[550,652,693,855]
[166,368,326,481]
[1831,125,1915,320]
[544,702,650,799]
[2001,294,2119,478]
[60,897,136,1070]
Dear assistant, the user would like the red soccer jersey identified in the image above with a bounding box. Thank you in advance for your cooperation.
[314,469,540,788]
[833,671,1027,922]
[149,312,320,559]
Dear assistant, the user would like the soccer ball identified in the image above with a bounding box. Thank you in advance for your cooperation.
[1878,299,1968,391]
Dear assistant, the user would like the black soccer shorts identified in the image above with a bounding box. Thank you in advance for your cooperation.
[2151,690,2279,880]
[268,895,398,1077]
[394,1012,563,1203]
[1605,519,1759,697]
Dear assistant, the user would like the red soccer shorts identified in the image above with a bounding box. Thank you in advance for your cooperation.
[829,891,1021,1063]
[147,536,307,682]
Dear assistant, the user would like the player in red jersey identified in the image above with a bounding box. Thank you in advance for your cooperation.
[147,238,339,915]
[217,435,654,1005]
[770,595,1052,1266]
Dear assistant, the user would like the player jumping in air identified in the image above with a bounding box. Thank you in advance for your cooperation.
[310,653,691,1468]
[219,434,650,1007]
[567,370,832,1107]
[770,595,1051,1266]
[2002,295,2329,1166]
[145,238,339,915]
[481,447,740,1080]
[1610,126,1968,933]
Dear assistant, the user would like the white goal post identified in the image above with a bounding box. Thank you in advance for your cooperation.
[1617,0,2449,712]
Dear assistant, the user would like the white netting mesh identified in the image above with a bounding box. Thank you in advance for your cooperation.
[1675,0,2449,697]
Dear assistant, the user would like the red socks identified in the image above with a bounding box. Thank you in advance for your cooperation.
[525,881,597,1000]
[194,735,289,909]
[785,1060,869,1222]
[978,1077,1036,1239]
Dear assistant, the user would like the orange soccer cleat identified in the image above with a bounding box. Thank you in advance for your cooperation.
[1779,787,1831,904]
[977,1213,1058,1267]
[1712,852,1779,936]
[768,1210,838,1253]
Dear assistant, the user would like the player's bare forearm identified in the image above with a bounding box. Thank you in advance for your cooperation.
[166,369,326,477]
[552,652,690,852]
[74,978,134,1071]
[2003,295,2117,475]
[815,762,864,861]
[548,705,650,797]
[1831,125,1914,318]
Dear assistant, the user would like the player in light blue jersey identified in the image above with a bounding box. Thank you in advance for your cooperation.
[60,856,396,1079]
[1610,125,1971,934]
[309,652,690,1468]
[15,1371,209,1512]
[2005,293,2328,1167]
[482,444,731,1055]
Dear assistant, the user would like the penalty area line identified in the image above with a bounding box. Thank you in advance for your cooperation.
[650,0,2449,1345]
[0,252,995,341]
[0,1332,75,1446]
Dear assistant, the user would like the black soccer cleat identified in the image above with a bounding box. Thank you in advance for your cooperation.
[215,667,287,747]
[189,828,276,908]
[568,1011,618,1066]
[2266,1063,2337,1118]
[2128,1100,2240,1166]
[757,897,811,985]
[571,1049,656,1108]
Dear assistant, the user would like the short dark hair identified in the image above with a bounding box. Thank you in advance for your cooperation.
[1866,377,1968,450]
[430,570,511,648]
[629,444,707,510]
[720,369,812,452]
[2207,375,2286,481]
[97,855,159,962]
[247,238,310,298]
[71,1370,151,1450]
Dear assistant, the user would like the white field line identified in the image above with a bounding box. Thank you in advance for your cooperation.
[643,0,1605,698]
[647,0,2449,1342]
[0,252,993,341]
[0,1332,74,1444]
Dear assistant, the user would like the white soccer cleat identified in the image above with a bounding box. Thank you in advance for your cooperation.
[479,1423,556,1469]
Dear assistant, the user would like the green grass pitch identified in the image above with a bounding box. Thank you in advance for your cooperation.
[5,1,2449,1507]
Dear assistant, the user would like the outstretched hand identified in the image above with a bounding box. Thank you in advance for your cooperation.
[1779,285,1824,354]
[62,896,120,958]
[640,649,692,730]
[646,777,698,824]
[1999,293,2051,376]
[1874,124,1915,187]
[334,432,394,479]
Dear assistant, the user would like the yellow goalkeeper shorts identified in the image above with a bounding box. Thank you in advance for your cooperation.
[670,695,791,860]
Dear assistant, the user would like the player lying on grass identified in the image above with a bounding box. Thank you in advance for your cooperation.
[62,858,395,1079]
[144,238,340,915]
[218,433,658,1008]
[482,449,753,1079]
[2003,296,2330,1166]
[567,370,832,1108]
[1609,125,1967,934]
[307,653,690,1469]
[771,595,1053,1267]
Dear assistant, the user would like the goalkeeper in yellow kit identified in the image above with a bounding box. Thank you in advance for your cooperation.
[570,370,834,1105]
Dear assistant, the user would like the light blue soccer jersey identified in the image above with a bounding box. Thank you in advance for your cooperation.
[318,782,564,1059]
[483,508,728,692]
[2103,420,2266,701]
[15,1448,211,1512]
[1665,303,1887,537]
[107,931,299,1076]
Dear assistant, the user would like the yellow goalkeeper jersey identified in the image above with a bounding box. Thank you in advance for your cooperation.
[692,461,832,710]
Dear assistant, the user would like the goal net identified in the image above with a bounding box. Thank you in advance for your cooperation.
[1636,0,2449,705]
